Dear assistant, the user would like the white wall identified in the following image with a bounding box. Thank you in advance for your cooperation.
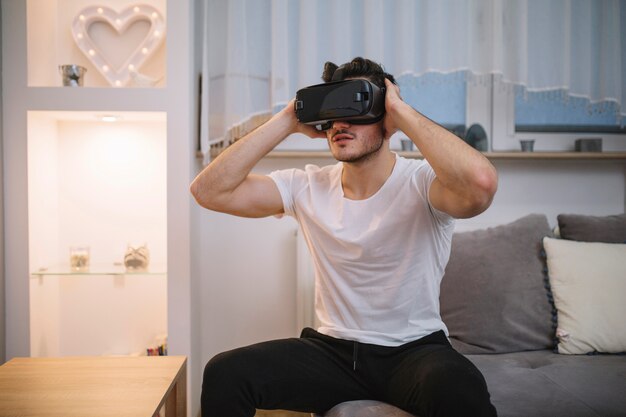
[55,119,167,266]
[0,2,5,364]
[456,160,626,231]
[197,155,626,365]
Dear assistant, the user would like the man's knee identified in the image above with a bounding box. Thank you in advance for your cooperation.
[203,350,246,393]
[202,350,257,417]
[419,357,496,417]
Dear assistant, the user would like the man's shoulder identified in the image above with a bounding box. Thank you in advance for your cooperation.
[270,161,341,187]
[395,154,431,176]
[302,161,342,181]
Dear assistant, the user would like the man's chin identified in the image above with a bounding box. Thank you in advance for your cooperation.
[331,143,385,164]
[333,150,372,164]
[329,146,356,162]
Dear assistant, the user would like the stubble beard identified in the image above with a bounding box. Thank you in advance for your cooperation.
[329,131,385,164]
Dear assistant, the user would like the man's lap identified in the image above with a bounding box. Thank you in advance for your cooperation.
[202,329,485,416]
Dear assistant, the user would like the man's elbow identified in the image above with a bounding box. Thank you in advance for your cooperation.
[190,179,218,211]
[468,167,498,215]
[189,179,203,204]
[189,179,199,199]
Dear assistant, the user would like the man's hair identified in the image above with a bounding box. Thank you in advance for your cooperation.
[321,57,396,88]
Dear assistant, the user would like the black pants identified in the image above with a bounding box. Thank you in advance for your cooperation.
[201,328,497,417]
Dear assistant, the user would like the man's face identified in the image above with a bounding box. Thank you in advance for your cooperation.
[325,119,385,163]
[323,76,387,163]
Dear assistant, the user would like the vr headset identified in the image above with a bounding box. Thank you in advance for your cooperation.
[294,79,386,131]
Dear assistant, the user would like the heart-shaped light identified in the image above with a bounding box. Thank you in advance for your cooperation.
[71,4,166,87]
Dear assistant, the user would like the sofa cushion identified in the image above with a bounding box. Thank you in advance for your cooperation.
[543,237,626,354]
[440,214,554,354]
[320,400,415,417]
[557,213,626,243]
[467,350,626,417]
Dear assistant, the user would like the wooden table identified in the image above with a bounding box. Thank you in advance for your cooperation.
[0,356,187,417]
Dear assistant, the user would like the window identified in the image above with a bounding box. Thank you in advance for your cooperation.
[397,71,467,137]
[515,90,625,133]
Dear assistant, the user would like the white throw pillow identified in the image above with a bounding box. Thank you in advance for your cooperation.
[543,237,626,354]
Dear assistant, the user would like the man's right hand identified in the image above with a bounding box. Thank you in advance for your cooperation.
[282,98,327,140]
[190,97,325,218]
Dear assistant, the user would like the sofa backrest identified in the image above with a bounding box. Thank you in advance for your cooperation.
[440,214,555,354]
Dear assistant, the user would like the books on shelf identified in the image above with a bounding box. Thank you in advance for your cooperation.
[146,334,168,356]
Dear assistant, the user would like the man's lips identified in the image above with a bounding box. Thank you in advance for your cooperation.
[332,133,354,143]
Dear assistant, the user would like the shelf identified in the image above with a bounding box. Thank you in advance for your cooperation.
[31,264,167,276]
[264,151,626,161]
[25,87,168,112]
[481,152,626,160]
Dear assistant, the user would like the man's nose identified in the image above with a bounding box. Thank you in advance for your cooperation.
[332,120,352,129]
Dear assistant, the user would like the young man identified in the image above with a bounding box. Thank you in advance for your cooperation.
[191,57,498,417]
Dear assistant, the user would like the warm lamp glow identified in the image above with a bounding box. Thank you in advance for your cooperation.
[100,115,120,122]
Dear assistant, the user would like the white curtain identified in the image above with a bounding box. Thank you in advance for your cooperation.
[200,0,625,161]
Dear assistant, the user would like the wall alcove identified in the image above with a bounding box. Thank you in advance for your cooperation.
[27,111,167,357]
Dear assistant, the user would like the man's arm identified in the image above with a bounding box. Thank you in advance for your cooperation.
[383,79,498,219]
[190,100,325,218]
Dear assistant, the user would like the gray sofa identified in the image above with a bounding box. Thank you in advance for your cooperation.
[322,213,626,417]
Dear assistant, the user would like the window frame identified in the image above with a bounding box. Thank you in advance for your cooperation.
[478,77,626,152]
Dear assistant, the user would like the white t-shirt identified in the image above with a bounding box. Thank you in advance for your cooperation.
[269,154,455,346]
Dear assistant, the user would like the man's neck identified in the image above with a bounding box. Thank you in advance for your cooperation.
[341,149,396,200]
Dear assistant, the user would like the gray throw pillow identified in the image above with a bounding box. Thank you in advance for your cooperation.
[440,214,554,354]
[557,213,626,243]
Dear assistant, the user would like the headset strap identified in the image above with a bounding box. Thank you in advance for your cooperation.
[331,64,346,82]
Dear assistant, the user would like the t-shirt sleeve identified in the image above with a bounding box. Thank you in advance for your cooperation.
[267,168,301,218]
[413,161,455,227]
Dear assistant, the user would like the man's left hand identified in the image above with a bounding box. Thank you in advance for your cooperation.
[383,78,403,141]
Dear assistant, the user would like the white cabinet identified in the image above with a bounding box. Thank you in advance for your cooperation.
[25,0,169,357]
[3,0,195,360]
